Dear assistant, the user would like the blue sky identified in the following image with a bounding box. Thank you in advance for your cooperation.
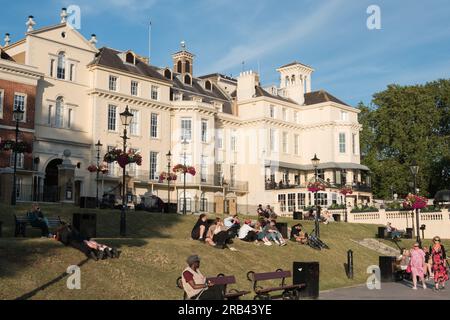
[1,0,450,106]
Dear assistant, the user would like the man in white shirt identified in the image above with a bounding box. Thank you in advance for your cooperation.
[238,219,258,243]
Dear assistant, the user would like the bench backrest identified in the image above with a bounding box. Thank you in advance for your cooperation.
[14,215,61,226]
[252,270,291,281]
[206,275,236,286]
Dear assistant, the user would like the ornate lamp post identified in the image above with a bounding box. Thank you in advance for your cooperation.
[410,160,421,246]
[95,140,103,208]
[119,106,133,236]
[311,154,321,238]
[182,138,188,215]
[166,150,172,213]
[222,179,228,218]
[11,108,24,206]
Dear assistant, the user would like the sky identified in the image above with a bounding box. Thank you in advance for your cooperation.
[1,0,449,106]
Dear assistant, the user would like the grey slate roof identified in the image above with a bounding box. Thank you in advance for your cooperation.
[279,61,313,69]
[304,90,350,107]
[0,49,14,61]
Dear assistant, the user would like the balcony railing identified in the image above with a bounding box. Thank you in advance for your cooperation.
[265,180,372,192]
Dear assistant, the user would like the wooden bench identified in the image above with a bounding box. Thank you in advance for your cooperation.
[246,269,306,300]
[14,214,62,237]
[176,274,250,300]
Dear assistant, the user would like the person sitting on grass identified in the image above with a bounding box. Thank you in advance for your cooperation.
[266,205,278,220]
[321,210,335,225]
[255,221,273,246]
[386,222,403,240]
[290,223,308,244]
[181,255,224,300]
[27,203,52,238]
[238,219,259,244]
[205,218,230,249]
[191,214,209,242]
[54,224,120,260]
[257,204,268,218]
[224,213,241,238]
[263,220,287,246]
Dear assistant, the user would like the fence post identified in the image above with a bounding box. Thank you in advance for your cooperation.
[347,249,354,279]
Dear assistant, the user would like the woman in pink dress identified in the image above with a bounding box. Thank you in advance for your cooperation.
[409,243,426,290]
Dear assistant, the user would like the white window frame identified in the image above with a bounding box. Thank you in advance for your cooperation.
[107,146,117,176]
[230,131,237,152]
[201,119,208,143]
[13,93,27,123]
[109,75,118,92]
[69,63,75,82]
[181,118,192,141]
[352,133,357,155]
[341,111,348,121]
[282,132,288,153]
[151,85,159,101]
[149,151,159,180]
[131,80,139,97]
[269,128,277,152]
[10,152,24,169]
[216,129,223,149]
[339,132,346,154]
[269,105,275,118]
[294,134,300,155]
[57,52,66,80]
[49,57,55,77]
[294,111,299,124]
[173,92,182,101]
[107,105,117,132]
[55,97,64,128]
[130,109,140,136]
[201,155,208,183]
[282,108,288,121]
[67,108,73,129]
[150,113,159,139]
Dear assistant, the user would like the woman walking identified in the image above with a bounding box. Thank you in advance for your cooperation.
[409,243,426,290]
[430,236,448,292]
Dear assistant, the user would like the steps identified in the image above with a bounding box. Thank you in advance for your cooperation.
[352,238,400,256]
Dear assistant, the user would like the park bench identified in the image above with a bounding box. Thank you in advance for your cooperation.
[246,269,306,300]
[14,214,62,237]
[176,274,250,300]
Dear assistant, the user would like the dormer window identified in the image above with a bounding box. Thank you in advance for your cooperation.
[126,52,135,65]
[164,69,172,79]
[184,74,192,85]
[205,80,212,91]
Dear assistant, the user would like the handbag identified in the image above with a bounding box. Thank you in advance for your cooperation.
[406,264,412,273]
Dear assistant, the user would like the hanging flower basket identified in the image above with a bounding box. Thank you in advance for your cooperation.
[87,163,109,174]
[402,193,428,210]
[307,181,326,193]
[103,148,142,169]
[159,172,177,183]
[0,140,31,153]
[173,164,196,176]
[340,186,353,196]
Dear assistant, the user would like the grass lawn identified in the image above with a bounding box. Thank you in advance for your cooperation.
[1,203,388,300]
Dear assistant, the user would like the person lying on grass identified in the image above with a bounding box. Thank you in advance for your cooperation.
[290,223,308,244]
[53,224,120,260]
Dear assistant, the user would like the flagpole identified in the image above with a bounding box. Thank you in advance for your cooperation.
[148,20,152,62]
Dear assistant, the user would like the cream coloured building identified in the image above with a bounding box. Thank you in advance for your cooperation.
[0,10,372,214]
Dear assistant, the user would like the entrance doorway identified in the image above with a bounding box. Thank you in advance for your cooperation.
[44,158,62,202]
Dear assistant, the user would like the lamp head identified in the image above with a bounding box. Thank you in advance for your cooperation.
[410,160,419,175]
[311,154,320,168]
[120,106,133,126]
[13,108,24,122]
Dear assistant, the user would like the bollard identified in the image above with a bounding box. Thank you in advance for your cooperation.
[347,249,354,279]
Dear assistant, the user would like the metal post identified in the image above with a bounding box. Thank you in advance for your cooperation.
[344,195,348,223]
[347,250,354,279]
[120,128,127,236]
[95,140,101,208]
[314,167,320,238]
[167,158,171,213]
[183,152,186,215]
[11,119,20,206]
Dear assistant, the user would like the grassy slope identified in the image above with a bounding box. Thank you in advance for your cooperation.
[1,203,385,300]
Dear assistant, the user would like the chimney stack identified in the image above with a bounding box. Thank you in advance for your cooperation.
[89,34,97,46]
[26,15,36,32]
[237,70,259,101]
[4,33,11,47]
[60,8,68,23]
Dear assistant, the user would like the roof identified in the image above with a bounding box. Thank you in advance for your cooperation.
[265,160,370,171]
[279,61,313,69]
[304,90,351,107]
[255,86,297,104]
[199,73,237,82]
[0,49,14,61]
[171,73,233,114]
[88,47,168,82]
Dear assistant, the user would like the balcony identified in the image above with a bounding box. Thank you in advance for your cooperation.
[265,180,372,193]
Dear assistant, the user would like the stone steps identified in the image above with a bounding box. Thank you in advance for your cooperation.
[352,238,400,256]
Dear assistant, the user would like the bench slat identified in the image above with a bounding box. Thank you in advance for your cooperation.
[256,284,303,294]
[206,276,236,286]
[253,271,291,281]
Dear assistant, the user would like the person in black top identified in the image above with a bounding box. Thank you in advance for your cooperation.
[290,223,308,244]
[191,214,209,242]
[54,224,120,260]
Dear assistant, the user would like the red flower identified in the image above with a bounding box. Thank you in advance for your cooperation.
[307,181,326,193]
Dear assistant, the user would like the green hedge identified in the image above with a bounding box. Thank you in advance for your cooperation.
[351,206,379,213]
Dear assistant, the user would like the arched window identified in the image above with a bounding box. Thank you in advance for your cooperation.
[177,61,183,73]
[285,76,290,87]
[184,74,192,85]
[55,97,64,128]
[185,60,191,74]
[57,52,66,79]
[291,75,296,85]
[164,69,172,79]
[205,80,212,91]
[126,52,135,64]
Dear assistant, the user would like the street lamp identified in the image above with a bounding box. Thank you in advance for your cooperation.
[182,138,189,215]
[11,108,24,206]
[410,160,421,246]
[166,150,172,213]
[95,140,103,208]
[119,106,133,236]
[311,154,320,238]
[222,179,228,218]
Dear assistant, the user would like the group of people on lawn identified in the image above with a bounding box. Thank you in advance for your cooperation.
[191,205,314,248]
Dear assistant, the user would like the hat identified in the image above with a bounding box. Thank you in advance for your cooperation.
[186,255,200,266]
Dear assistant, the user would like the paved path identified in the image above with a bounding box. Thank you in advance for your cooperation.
[320,280,450,300]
